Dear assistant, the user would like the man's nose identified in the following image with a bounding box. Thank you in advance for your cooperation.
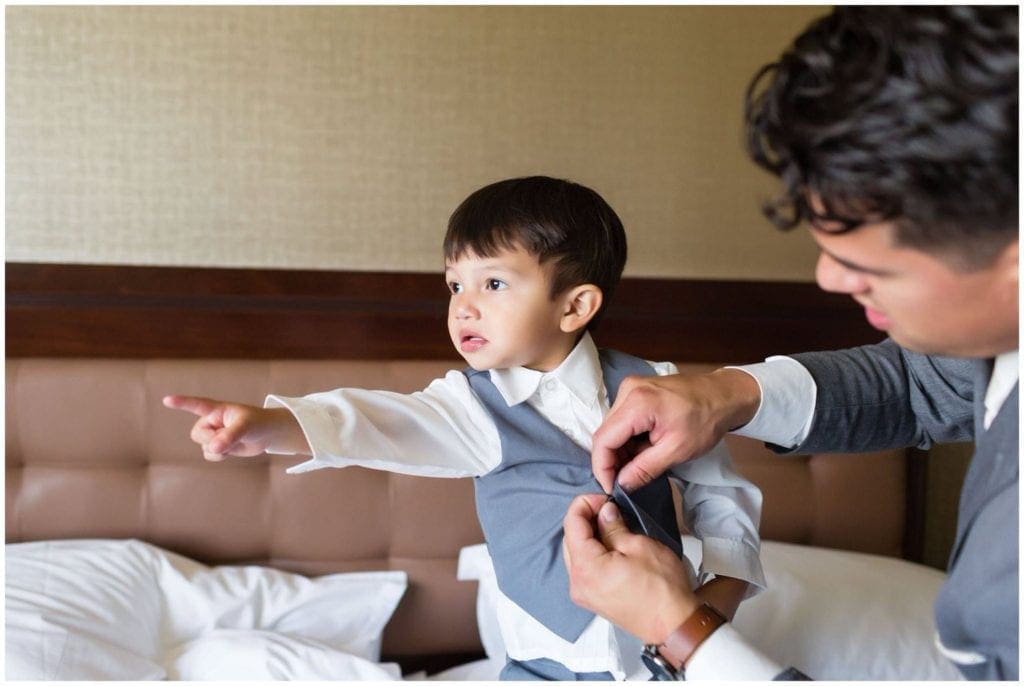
[815,253,867,295]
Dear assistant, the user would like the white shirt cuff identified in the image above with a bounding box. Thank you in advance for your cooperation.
[726,356,816,449]
[699,537,766,596]
[264,394,341,473]
[684,622,785,680]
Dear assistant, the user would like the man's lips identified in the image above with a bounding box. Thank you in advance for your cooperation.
[864,306,891,330]
[460,333,488,353]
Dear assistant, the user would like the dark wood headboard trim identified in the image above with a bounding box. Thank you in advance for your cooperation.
[6,262,883,361]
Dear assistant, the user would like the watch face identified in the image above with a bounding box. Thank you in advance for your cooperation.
[641,649,677,681]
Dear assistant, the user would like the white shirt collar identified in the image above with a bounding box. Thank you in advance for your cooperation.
[488,332,603,407]
[984,350,1019,429]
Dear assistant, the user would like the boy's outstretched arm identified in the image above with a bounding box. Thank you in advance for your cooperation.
[162,395,312,461]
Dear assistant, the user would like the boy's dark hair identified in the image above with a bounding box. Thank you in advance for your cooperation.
[444,176,627,330]
[745,6,1018,269]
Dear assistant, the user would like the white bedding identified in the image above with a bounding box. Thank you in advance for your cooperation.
[6,537,963,681]
[5,539,406,680]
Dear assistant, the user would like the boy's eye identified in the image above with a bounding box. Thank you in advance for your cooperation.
[486,279,507,291]
[448,281,462,294]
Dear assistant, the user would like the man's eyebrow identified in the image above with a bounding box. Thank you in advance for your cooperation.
[819,246,894,276]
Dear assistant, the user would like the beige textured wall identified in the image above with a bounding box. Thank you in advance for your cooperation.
[7,5,826,279]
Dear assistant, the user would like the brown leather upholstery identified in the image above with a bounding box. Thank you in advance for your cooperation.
[5,358,907,658]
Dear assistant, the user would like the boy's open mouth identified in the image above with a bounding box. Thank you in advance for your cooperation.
[460,333,488,353]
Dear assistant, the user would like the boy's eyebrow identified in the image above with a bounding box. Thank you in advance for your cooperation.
[445,260,523,276]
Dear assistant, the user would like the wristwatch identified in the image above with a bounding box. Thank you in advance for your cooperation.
[642,603,727,681]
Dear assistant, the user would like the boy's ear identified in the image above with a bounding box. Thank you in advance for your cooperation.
[559,284,603,334]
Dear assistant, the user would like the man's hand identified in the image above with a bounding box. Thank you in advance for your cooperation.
[591,368,762,492]
[162,395,310,461]
[562,493,699,645]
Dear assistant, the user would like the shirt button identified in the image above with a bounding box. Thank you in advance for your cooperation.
[544,379,558,392]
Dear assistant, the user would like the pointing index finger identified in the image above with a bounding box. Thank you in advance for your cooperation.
[162,395,220,417]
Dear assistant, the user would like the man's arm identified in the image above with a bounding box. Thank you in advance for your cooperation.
[785,340,977,454]
[594,339,979,494]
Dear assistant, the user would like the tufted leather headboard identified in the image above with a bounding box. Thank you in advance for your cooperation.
[5,357,909,663]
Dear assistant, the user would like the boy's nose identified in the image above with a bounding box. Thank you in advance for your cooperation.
[452,298,479,320]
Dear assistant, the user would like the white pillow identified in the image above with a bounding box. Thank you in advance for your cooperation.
[732,540,962,680]
[5,539,407,680]
[164,629,402,680]
[456,544,505,660]
[458,539,963,681]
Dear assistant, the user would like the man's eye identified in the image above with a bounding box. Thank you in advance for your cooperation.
[486,279,507,291]
[448,282,462,294]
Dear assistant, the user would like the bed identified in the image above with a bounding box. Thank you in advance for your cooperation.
[5,263,962,680]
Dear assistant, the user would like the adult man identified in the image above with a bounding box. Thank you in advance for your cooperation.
[563,6,1018,681]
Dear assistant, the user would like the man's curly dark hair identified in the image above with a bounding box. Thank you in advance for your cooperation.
[745,6,1018,269]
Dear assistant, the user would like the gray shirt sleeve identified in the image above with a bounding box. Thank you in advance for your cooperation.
[784,339,977,454]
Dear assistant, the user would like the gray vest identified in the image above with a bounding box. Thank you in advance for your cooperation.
[466,348,680,643]
[934,379,1018,680]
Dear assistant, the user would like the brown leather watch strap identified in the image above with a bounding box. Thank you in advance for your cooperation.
[657,603,728,671]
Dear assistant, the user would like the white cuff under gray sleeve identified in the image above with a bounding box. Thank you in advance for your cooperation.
[684,622,785,680]
[726,356,816,448]
[699,536,766,596]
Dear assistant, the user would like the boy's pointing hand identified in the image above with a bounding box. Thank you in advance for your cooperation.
[162,395,308,461]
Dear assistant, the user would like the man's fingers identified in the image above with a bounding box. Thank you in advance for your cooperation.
[163,395,220,417]
[591,444,620,494]
[595,500,635,549]
[592,409,654,492]
[616,440,680,492]
[563,494,615,568]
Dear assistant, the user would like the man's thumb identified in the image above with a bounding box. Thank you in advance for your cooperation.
[596,500,631,548]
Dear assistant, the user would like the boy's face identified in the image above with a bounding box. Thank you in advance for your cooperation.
[445,247,577,372]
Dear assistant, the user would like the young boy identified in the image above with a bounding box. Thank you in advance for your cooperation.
[165,176,765,681]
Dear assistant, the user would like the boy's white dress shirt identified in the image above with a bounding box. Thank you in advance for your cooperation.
[266,333,765,679]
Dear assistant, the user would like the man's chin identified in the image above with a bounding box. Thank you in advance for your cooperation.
[888,331,943,355]
[889,331,1010,359]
